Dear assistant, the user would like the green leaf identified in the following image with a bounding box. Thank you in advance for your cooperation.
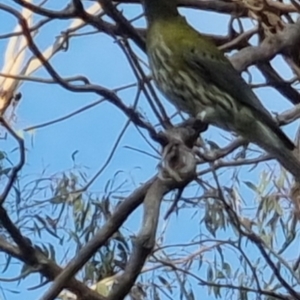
[243,181,257,193]
[216,270,225,279]
[207,265,213,282]
[0,151,5,160]
[213,285,221,298]
[222,262,231,277]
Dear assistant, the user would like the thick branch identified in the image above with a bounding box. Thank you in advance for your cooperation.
[0,209,105,300]
[40,123,202,300]
[231,19,300,72]
[0,118,25,205]
[108,179,169,300]
[257,62,300,105]
[39,178,155,300]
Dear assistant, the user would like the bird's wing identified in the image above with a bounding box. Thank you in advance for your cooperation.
[184,44,294,150]
[184,46,272,119]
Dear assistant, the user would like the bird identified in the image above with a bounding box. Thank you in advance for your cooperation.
[142,0,300,179]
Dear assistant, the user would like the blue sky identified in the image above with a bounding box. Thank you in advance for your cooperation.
[0,1,299,300]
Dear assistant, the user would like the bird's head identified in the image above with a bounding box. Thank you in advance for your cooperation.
[141,0,179,24]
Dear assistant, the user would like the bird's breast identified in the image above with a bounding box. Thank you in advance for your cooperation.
[148,37,202,114]
[148,35,245,126]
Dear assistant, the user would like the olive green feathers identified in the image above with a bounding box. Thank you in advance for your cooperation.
[142,0,300,178]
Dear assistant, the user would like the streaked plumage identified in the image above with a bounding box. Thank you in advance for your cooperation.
[142,0,300,178]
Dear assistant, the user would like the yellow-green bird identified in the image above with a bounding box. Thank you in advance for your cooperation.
[142,0,300,178]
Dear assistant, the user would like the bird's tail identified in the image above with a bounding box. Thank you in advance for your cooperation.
[252,121,300,180]
[271,147,300,180]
